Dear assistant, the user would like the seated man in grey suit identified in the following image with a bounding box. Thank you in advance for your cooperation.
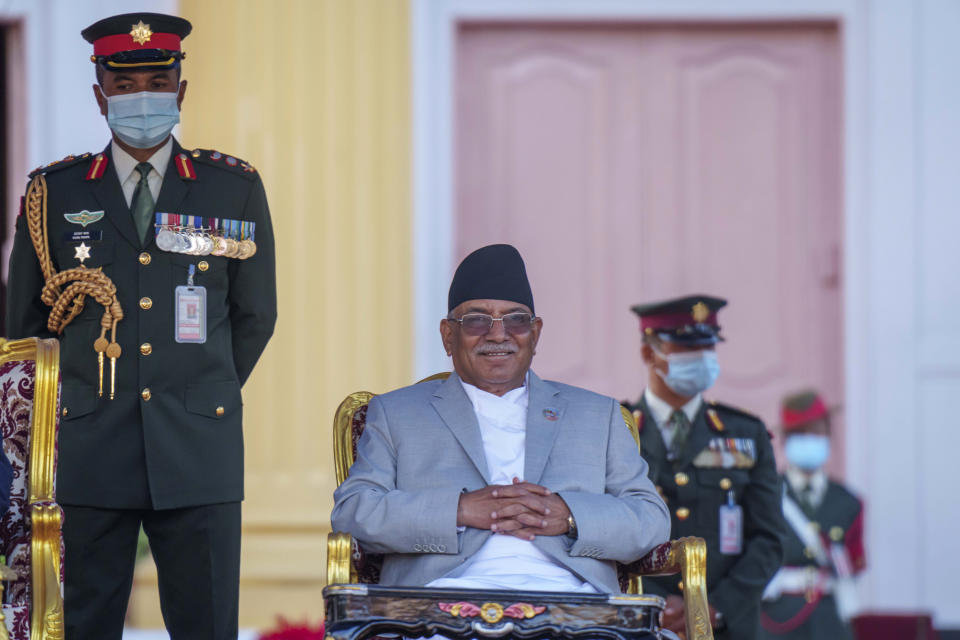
[332,244,670,593]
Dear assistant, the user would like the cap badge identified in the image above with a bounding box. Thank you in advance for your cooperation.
[130,21,153,46]
[64,210,105,227]
[692,301,709,323]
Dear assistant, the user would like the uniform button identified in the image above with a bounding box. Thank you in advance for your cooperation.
[719,477,732,490]
[675,507,690,521]
[674,472,689,486]
[678,581,684,591]
[139,297,153,310]
[139,343,152,356]
[829,526,844,542]
[198,260,209,272]
[141,388,152,401]
[809,522,821,533]
[804,547,816,559]
[138,252,151,265]
[62,407,68,417]
[216,406,225,417]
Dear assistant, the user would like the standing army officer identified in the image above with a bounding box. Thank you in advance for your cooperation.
[759,391,865,640]
[4,12,276,639]
[625,295,784,640]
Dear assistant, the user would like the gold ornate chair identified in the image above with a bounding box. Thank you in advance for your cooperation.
[326,374,714,640]
[0,338,64,640]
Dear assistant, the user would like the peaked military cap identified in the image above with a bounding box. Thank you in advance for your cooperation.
[82,12,192,71]
[631,294,726,345]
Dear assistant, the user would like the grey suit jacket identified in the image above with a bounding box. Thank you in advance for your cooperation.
[331,371,670,593]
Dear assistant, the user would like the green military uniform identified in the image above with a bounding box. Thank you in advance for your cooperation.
[627,294,784,640]
[759,390,865,640]
[4,12,276,639]
[6,141,275,507]
[628,395,785,640]
[759,476,864,639]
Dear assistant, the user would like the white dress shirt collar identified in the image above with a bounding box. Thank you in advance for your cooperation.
[785,466,828,508]
[644,387,702,426]
[112,137,173,207]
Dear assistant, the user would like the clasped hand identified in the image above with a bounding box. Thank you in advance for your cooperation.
[456,477,571,541]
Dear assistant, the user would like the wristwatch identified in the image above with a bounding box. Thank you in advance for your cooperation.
[566,514,578,539]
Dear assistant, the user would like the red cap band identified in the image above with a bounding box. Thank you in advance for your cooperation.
[93,33,181,57]
[640,311,718,331]
[782,396,828,430]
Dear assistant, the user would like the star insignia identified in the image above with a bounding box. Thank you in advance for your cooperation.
[74,243,92,265]
[692,301,710,323]
[130,21,153,46]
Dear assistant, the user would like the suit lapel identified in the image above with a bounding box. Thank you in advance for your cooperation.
[523,371,566,484]
[636,395,667,477]
[93,143,141,249]
[674,401,713,470]
[431,374,491,483]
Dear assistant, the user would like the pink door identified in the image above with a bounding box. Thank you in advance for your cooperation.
[456,22,844,473]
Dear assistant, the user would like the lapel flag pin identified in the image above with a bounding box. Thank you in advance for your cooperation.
[542,408,559,421]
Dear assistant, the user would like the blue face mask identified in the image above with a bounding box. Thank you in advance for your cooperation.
[785,434,831,470]
[653,347,720,397]
[102,89,180,149]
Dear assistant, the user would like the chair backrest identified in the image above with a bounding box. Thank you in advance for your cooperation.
[0,337,64,639]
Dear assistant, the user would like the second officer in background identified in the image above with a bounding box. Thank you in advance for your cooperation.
[625,295,784,640]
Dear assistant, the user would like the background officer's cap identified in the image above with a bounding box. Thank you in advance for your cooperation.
[781,390,832,431]
[631,294,727,345]
[82,13,192,71]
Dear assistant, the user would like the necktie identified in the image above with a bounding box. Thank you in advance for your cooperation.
[132,162,155,243]
[668,409,691,460]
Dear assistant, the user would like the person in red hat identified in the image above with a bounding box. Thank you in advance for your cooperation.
[625,294,785,640]
[759,390,866,640]
[5,11,276,639]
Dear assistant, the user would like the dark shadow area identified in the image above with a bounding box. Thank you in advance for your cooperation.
[0,25,8,334]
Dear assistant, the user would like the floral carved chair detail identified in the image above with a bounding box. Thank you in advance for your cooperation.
[325,374,714,640]
[0,338,64,640]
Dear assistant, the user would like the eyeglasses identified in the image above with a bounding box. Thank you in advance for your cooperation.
[447,312,535,337]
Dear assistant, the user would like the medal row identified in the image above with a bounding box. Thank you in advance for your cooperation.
[155,225,257,259]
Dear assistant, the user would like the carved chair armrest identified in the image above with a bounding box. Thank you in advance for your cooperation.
[327,532,357,585]
[627,537,714,640]
[327,532,384,586]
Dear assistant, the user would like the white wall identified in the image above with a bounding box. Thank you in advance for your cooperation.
[850,0,960,626]
[1,0,177,280]
[414,0,960,627]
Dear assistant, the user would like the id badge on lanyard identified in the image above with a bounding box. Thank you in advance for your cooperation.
[175,264,207,344]
[719,490,743,555]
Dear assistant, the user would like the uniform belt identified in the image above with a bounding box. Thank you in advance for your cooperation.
[763,566,834,599]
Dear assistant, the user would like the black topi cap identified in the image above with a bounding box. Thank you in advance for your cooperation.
[631,294,727,345]
[448,244,535,314]
[82,13,192,71]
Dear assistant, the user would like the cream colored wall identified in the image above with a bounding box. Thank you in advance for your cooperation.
[129,0,412,628]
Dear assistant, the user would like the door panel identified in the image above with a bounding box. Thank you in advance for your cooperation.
[456,23,843,473]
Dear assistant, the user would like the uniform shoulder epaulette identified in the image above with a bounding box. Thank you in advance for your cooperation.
[187,148,259,178]
[28,152,93,178]
[706,400,766,425]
